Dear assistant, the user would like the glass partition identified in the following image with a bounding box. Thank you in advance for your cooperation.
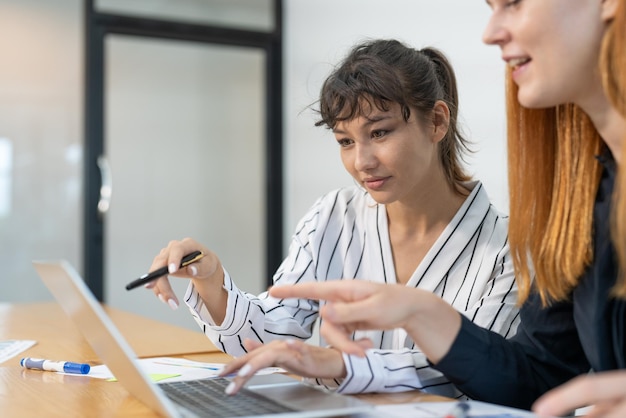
[104,35,266,329]
[0,0,82,302]
[96,0,274,32]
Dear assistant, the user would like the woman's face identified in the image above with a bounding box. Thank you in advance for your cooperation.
[332,101,445,206]
[482,0,608,109]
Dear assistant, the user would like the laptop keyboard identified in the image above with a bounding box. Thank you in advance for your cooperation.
[160,377,296,417]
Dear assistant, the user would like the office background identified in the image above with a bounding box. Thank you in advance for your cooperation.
[0,0,505,331]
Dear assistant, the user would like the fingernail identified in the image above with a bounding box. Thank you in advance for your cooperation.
[167,298,179,310]
[144,282,155,289]
[189,265,198,276]
[168,263,177,273]
[237,364,252,377]
[158,294,167,304]
[225,381,236,395]
[285,338,296,346]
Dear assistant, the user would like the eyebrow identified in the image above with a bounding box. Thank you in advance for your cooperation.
[332,114,393,134]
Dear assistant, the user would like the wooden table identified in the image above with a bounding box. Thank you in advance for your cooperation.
[0,302,448,417]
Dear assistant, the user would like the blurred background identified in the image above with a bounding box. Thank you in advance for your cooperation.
[0,0,506,331]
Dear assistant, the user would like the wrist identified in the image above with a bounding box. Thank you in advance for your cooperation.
[189,250,222,282]
[399,288,430,336]
[314,347,348,379]
[333,348,348,378]
[203,251,221,278]
[401,291,462,364]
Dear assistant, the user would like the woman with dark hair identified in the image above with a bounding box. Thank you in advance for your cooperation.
[146,39,519,398]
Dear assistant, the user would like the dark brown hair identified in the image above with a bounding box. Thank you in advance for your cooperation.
[315,39,472,190]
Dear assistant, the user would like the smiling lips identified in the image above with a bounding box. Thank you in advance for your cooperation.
[506,56,531,79]
[507,57,530,68]
[363,177,390,190]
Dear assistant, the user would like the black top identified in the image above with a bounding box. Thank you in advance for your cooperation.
[435,153,626,409]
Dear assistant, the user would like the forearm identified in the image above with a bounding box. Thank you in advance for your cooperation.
[186,280,273,356]
[404,294,462,364]
[186,269,318,356]
[435,294,591,410]
[434,315,540,409]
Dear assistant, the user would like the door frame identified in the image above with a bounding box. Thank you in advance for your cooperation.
[83,0,283,300]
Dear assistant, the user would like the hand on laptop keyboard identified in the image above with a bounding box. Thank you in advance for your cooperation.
[221,339,347,395]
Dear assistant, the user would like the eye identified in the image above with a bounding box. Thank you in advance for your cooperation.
[505,0,522,8]
[336,138,353,148]
[371,130,388,139]
[487,0,520,10]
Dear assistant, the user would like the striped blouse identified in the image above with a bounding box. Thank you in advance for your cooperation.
[184,181,520,397]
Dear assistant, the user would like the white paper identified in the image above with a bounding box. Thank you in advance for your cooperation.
[0,340,36,364]
[87,356,286,382]
[374,400,538,417]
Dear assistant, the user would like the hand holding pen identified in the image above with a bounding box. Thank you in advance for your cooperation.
[133,239,227,322]
[125,250,205,290]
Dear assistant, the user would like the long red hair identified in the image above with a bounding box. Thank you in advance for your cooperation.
[602,0,626,298]
[509,0,626,305]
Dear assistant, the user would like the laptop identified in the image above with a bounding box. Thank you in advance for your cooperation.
[32,260,373,418]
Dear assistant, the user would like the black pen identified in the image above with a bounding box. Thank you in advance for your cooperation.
[125,251,204,291]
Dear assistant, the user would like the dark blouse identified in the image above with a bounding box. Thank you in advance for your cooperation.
[435,154,626,409]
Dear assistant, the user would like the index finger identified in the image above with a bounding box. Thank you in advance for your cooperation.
[149,243,183,274]
[150,238,200,275]
[269,281,373,302]
[533,371,626,416]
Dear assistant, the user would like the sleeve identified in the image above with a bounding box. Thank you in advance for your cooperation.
[331,349,464,398]
[183,197,327,357]
[434,293,590,410]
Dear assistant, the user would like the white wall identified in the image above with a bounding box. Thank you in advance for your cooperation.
[283,0,508,242]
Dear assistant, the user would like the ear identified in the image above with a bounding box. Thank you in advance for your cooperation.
[431,101,450,144]
[601,0,619,22]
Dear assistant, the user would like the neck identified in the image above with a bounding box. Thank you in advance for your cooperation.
[386,178,468,237]
[578,85,626,164]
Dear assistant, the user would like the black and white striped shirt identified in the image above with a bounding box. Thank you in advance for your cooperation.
[184,181,520,397]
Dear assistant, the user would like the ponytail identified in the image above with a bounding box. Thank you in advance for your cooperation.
[420,47,472,188]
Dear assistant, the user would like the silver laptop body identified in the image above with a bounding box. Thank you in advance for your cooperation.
[33,260,373,418]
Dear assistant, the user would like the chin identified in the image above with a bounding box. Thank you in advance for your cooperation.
[366,190,393,205]
[517,89,561,110]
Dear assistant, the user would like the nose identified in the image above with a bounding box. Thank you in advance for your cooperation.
[353,143,377,172]
[482,12,509,46]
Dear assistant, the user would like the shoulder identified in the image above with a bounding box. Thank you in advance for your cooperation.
[465,181,509,220]
[459,181,510,247]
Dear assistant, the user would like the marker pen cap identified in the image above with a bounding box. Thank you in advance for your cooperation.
[63,362,90,374]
